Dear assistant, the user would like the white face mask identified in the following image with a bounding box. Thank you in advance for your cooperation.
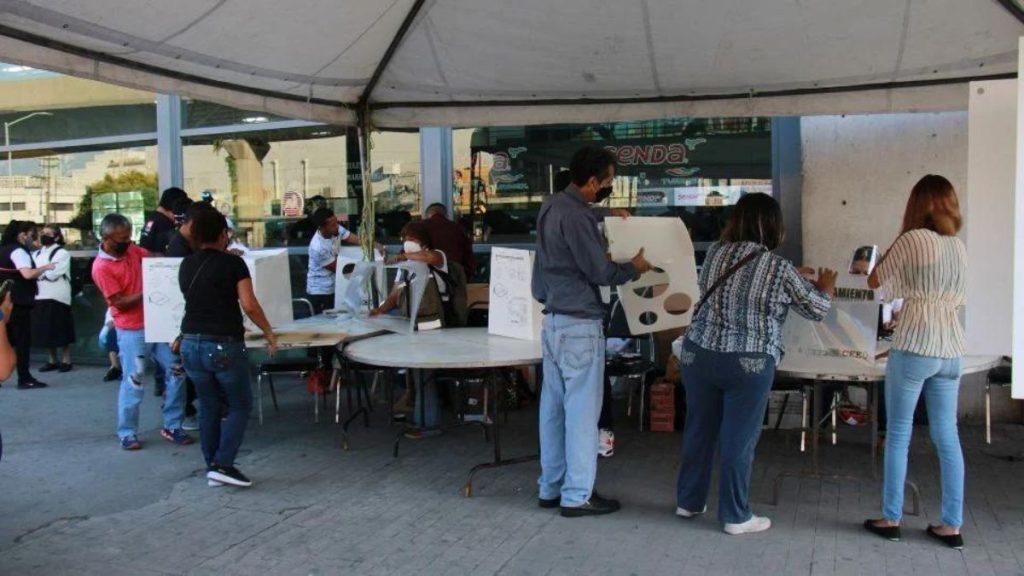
[403,240,422,254]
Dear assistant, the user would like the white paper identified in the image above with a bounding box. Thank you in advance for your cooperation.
[143,258,186,343]
[605,217,699,335]
[488,247,544,341]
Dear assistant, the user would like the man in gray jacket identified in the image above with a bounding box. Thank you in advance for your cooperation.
[532,145,651,517]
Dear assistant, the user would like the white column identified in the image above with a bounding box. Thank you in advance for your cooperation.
[1014,38,1024,399]
[156,94,183,192]
[419,127,453,215]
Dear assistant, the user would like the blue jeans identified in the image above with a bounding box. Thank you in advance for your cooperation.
[676,340,775,524]
[883,350,964,527]
[180,338,253,468]
[412,370,440,429]
[538,315,604,507]
[116,330,185,439]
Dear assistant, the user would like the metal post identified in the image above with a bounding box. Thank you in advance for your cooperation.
[271,160,280,198]
[301,158,309,196]
[4,111,52,218]
[156,94,183,192]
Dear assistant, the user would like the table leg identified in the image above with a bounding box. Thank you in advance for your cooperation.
[463,368,539,498]
[811,381,821,474]
[870,380,880,476]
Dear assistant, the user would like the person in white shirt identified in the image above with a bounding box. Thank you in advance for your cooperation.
[305,207,361,314]
[0,220,56,389]
[31,225,76,372]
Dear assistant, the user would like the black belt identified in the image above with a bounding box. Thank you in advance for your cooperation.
[181,333,243,343]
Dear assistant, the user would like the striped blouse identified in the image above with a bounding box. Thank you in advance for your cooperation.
[875,228,966,359]
[686,242,833,363]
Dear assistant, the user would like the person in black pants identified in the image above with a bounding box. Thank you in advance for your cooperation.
[0,221,55,389]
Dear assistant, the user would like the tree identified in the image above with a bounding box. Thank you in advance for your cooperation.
[69,170,158,231]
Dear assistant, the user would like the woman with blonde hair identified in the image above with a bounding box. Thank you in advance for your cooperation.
[864,174,968,549]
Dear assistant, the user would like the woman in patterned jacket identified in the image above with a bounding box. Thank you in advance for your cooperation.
[675,193,836,535]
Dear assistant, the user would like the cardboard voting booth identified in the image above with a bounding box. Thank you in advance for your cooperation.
[779,271,879,374]
[605,217,699,335]
[143,249,293,343]
[364,260,431,335]
[488,247,544,341]
[334,246,386,311]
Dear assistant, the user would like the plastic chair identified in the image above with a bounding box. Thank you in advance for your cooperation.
[986,359,1012,444]
[605,296,657,431]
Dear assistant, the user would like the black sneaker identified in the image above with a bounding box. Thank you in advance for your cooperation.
[560,492,621,518]
[38,362,59,373]
[17,380,48,390]
[103,367,122,382]
[207,465,253,488]
[538,496,560,509]
[926,526,964,550]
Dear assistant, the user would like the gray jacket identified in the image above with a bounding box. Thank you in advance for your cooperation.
[531,185,637,319]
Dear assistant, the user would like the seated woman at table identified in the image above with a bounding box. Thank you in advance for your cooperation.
[863,175,968,550]
[178,208,278,488]
[676,193,835,535]
[370,222,448,436]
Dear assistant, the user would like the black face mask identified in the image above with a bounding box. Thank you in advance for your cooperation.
[594,186,614,203]
[40,235,55,246]
[112,241,131,256]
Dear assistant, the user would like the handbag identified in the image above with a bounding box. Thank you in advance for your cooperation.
[692,247,766,316]
[171,253,214,355]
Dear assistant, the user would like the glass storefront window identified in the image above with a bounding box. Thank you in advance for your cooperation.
[453,117,772,244]
[367,131,421,240]
[183,125,349,248]
[182,98,289,129]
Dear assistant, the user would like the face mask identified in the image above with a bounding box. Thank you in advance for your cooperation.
[594,186,614,203]
[40,234,55,246]
[112,241,131,256]
[403,240,422,254]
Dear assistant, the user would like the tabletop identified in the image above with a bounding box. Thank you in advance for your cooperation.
[776,354,1003,382]
[344,327,543,369]
[245,314,386,349]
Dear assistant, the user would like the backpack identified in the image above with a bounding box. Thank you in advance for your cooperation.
[396,262,468,329]
[431,261,468,327]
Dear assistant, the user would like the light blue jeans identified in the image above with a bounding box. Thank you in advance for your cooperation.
[116,329,186,439]
[538,314,604,507]
[883,349,964,527]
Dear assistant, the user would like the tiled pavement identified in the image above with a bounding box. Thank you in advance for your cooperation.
[0,367,1022,575]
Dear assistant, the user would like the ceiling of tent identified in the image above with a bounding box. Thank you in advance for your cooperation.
[0,0,1019,127]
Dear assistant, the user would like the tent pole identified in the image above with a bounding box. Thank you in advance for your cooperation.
[357,107,375,262]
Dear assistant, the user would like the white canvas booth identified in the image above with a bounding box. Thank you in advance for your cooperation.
[8,2,1023,395]
[142,250,293,343]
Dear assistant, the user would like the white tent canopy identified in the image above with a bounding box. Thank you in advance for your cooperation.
[0,0,1021,128]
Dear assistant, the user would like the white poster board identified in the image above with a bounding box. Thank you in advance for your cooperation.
[488,247,544,341]
[966,78,1015,358]
[605,217,699,335]
[143,249,293,343]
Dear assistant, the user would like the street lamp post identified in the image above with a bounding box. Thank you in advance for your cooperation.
[4,111,52,218]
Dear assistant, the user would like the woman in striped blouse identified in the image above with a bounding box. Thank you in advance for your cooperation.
[864,175,968,550]
[676,193,836,535]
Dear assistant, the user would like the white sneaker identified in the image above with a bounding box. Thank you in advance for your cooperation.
[182,416,200,431]
[724,515,772,535]
[675,505,707,519]
[598,429,615,458]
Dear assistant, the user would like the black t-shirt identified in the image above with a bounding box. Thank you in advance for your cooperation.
[179,249,251,338]
[139,212,176,254]
[165,231,193,257]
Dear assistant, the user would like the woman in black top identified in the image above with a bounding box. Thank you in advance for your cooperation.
[0,221,55,388]
[178,209,277,488]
